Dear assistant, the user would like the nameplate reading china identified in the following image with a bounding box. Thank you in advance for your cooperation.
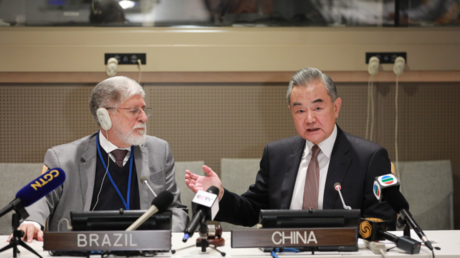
[44,231,171,251]
[231,228,357,248]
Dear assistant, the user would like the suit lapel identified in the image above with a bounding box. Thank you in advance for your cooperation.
[135,144,151,209]
[323,126,352,209]
[280,136,305,209]
[81,133,97,211]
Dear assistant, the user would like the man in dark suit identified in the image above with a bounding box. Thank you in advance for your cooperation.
[185,67,396,229]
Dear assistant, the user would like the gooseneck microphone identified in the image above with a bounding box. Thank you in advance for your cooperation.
[0,168,66,219]
[374,174,433,251]
[126,191,173,231]
[183,186,220,242]
[334,182,351,210]
[139,176,157,197]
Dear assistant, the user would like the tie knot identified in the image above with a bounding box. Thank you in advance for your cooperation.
[111,149,128,167]
[311,145,320,158]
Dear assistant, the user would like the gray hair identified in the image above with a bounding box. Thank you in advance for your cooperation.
[89,76,145,126]
[286,67,338,105]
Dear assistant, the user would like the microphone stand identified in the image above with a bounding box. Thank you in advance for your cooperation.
[174,223,225,257]
[195,223,225,256]
[396,213,412,238]
[0,202,42,258]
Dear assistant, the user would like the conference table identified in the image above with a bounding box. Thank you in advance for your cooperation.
[0,231,458,258]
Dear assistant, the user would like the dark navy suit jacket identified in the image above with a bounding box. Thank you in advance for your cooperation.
[216,125,397,229]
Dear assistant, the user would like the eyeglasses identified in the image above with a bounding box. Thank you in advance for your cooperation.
[106,107,152,118]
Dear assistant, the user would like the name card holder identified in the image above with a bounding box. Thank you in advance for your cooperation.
[231,227,357,251]
[44,230,171,252]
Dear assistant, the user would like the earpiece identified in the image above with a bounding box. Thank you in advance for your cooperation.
[393,56,405,76]
[368,56,380,75]
[97,108,112,130]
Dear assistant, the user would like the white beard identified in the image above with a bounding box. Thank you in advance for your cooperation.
[112,117,147,146]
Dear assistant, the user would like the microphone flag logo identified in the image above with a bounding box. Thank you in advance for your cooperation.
[381,175,395,185]
[359,221,372,239]
[373,181,381,200]
[377,174,398,187]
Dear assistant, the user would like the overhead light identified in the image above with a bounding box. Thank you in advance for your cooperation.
[119,0,135,9]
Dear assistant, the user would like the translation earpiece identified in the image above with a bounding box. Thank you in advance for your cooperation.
[97,108,112,130]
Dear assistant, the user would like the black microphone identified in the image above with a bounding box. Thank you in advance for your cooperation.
[334,182,351,210]
[139,176,157,197]
[0,168,66,219]
[183,186,219,242]
[359,218,421,254]
[373,174,433,251]
[126,191,173,231]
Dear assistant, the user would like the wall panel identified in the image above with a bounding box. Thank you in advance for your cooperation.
[1,27,459,72]
[0,81,459,227]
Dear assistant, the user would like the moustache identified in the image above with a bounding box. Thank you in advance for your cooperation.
[133,123,145,129]
[132,124,146,133]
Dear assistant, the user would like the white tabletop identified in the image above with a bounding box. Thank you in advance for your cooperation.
[0,230,458,258]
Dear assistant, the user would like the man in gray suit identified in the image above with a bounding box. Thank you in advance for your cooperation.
[12,76,188,242]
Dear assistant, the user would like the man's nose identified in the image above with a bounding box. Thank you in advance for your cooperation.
[305,111,315,124]
[138,109,148,123]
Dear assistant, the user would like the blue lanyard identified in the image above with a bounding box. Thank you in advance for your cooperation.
[96,132,134,210]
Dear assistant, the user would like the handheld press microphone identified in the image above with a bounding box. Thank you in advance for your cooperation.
[183,186,219,242]
[359,218,421,254]
[373,174,433,251]
[359,218,387,242]
[126,191,174,231]
[334,182,351,210]
[0,168,66,219]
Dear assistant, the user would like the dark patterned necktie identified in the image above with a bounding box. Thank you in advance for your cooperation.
[111,149,128,167]
[302,145,321,210]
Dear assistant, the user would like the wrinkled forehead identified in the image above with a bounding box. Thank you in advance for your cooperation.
[105,85,144,107]
[120,94,146,107]
[292,80,330,99]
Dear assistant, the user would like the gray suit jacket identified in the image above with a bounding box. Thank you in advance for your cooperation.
[26,132,188,232]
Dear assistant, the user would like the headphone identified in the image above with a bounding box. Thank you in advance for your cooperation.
[97,108,112,130]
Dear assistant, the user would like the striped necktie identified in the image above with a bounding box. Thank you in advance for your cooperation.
[302,145,321,210]
[111,149,128,167]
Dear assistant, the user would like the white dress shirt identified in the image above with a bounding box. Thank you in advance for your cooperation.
[98,131,131,166]
[289,125,338,210]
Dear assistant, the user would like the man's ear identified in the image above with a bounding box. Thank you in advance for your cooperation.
[334,97,342,118]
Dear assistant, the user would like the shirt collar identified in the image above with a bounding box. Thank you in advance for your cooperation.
[304,124,338,158]
[98,131,131,154]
